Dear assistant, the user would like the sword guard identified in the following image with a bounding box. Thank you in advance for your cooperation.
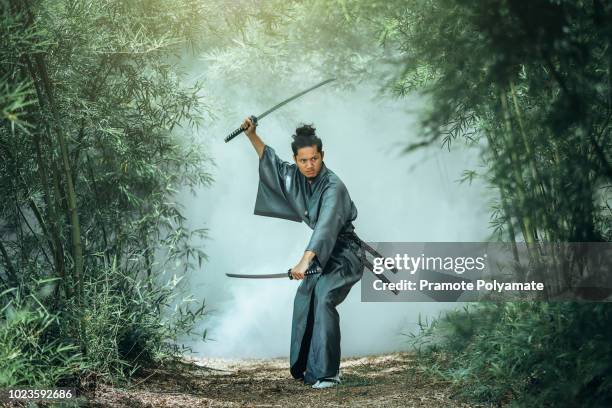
[224,115,258,143]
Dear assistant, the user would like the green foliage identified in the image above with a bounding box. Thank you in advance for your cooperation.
[0,282,81,387]
[366,0,612,244]
[0,0,213,387]
[409,303,612,407]
[352,2,612,405]
[74,257,207,382]
[0,78,36,133]
[0,262,207,387]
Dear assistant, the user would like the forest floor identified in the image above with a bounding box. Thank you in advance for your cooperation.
[87,352,494,407]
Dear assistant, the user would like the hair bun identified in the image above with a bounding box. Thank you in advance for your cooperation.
[295,124,316,138]
[291,123,322,155]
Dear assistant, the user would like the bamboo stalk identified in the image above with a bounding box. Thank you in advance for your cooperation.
[485,130,521,268]
[24,53,70,298]
[85,153,111,267]
[34,133,67,288]
[15,204,53,267]
[509,81,553,241]
[0,123,55,270]
[13,0,84,305]
[32,53,85,304]
[500,90,537,244]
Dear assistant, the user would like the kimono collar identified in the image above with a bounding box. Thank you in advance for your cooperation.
[307,162,328,186]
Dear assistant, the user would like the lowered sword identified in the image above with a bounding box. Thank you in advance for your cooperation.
[225,239,401,294]
[226,262,323,280]
[224,78,336,143]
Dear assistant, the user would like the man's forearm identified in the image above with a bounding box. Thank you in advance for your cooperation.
[247,132,265,159]
[301,250,316,265]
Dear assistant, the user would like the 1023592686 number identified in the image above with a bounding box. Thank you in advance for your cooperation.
[2,388,75,401]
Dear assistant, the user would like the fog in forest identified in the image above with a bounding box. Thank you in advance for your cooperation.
[175,62,492,358]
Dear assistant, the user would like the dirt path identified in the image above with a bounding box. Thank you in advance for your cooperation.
[90,352,490,407]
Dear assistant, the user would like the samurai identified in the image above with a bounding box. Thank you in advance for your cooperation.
[240,116,364,389]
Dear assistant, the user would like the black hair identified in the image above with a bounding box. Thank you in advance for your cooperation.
[291,124,323,156]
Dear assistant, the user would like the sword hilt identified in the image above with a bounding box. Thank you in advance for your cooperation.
[224,115,258,143]
[287,261,322,280]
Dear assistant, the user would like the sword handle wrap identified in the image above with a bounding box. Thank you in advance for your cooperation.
[224,115,258,143]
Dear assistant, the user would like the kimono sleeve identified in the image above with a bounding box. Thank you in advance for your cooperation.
[305,182,351,268]
[253,145,301,222]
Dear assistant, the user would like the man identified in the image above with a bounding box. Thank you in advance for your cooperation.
[241,116,364,389]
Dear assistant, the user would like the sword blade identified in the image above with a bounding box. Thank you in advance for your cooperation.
[224,78,335,143]
[225,272,289,279]
[256,78,336,120]
[226,261,322,280]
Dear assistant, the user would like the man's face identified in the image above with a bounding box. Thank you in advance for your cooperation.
[294,145,324,179]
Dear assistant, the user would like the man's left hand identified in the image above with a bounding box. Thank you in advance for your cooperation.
[291,250,317,280]
[291,259,309,280]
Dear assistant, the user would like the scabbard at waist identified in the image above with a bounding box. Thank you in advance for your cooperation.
[336,229,364,254]
[337,231,360,244]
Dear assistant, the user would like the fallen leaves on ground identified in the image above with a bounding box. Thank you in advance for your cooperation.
[87,352,492,407]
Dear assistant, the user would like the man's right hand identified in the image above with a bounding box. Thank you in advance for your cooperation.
[242,116,257,138]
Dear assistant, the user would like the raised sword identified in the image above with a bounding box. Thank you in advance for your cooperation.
[224,78,336,143]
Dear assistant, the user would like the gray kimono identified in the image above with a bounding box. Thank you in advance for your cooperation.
[254,145,364,385]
